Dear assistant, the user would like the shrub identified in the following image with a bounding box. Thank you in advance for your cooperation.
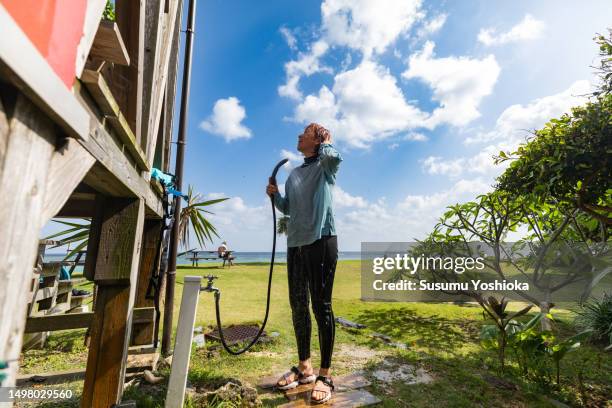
[574,293,612,349]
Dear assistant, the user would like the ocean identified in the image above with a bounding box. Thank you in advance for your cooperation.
[44,251,362,270]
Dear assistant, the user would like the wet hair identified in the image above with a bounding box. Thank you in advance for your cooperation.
[305,123,331,143]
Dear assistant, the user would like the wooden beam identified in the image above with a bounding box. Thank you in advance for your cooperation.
[0,93,56,388]
[113,0,145,144]
[0,5,89,141]
[89,20,131,66]
[81,69,149,171]
[75,0,108,78]
[82,197,144,408]
[56,197,97,218]
[68,95,163,217]
[24,313,94,333]
[84,195,104,281]
[42,138,96,221]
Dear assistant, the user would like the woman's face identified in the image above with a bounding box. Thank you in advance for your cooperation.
[297,125,320,156]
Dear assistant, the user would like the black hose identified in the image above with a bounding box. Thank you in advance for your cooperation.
[212,158,288,355]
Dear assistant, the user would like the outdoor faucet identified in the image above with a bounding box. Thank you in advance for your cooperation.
[200,275,219,294]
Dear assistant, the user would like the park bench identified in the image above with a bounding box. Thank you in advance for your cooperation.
[187,250,234,267]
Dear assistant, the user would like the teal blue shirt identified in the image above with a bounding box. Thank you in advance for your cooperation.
[274,143,343,247]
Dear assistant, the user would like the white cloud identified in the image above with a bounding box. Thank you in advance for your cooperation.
[478,14,545,46]
[196,179,491,251]
[278,40,331,100]
[335,178,491,247]
[280,149,303,169]
[465,80,591,145]
[186,192,273,251]
[388,143,399,150]
[421,80,592,182]
[418,13,447,37]
[321,0,423,58]
[279,26,297,50]
[279,0,424,100]
[421,156,465,177]
[403,132,428,142]
[333,185,368,208]
[403,41,501,127]
[200,97,252,141]
[294,60,427,148]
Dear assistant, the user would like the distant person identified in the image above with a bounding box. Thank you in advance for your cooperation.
[217,241,234,266]
[266,122,342,403]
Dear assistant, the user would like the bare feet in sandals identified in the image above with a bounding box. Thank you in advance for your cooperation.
[275,365,315,390]
[311,375,334,404]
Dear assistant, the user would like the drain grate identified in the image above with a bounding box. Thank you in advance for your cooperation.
[205,324,265,345]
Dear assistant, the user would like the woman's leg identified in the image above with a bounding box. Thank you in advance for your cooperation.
[287,245,312,365]
[305,235,338,370]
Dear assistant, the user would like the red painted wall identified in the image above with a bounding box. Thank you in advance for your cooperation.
[2,0,87,88]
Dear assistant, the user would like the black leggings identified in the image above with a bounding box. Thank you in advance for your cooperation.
[287,235,338,369]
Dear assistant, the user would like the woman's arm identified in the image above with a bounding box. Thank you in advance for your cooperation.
[273,189,290,214]
[318,143,342,176]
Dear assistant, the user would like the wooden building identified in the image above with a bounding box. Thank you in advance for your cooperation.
[0,0,184,406]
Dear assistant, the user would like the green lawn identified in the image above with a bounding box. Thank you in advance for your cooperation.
[18,260,612,407]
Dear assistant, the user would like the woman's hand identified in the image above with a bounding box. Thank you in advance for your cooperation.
[266,183,278,197]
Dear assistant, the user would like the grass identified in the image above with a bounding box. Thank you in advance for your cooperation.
[17,260,612,407]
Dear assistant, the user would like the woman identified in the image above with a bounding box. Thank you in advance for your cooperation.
[266,123,342,404]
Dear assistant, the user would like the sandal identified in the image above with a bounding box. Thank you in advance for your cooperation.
[310,375,334,404]
[275,365,316,390]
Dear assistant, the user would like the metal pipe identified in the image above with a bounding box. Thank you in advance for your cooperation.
[162,0,197,355]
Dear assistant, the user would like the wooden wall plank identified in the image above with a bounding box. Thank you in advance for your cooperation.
[161,0,183,172]
[145,0,183,168]
[113,0,145,144]
[24,313,94,333]
[141,0,165,159]
[0,94,56,388]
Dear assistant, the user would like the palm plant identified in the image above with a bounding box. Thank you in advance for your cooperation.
[44,220,91,260]
[177,185,228,249]
[45,185,228,258]
[277,215,289,235]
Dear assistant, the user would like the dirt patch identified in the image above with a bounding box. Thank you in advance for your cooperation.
[334,344,386,372]
[370,357,433,385]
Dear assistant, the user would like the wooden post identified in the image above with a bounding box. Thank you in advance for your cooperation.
[81,197,144,408]
[0,92,56,391]
[165,276,202,408]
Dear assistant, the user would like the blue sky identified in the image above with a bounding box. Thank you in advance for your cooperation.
[43,0,612,252]
[176,0,610,251]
